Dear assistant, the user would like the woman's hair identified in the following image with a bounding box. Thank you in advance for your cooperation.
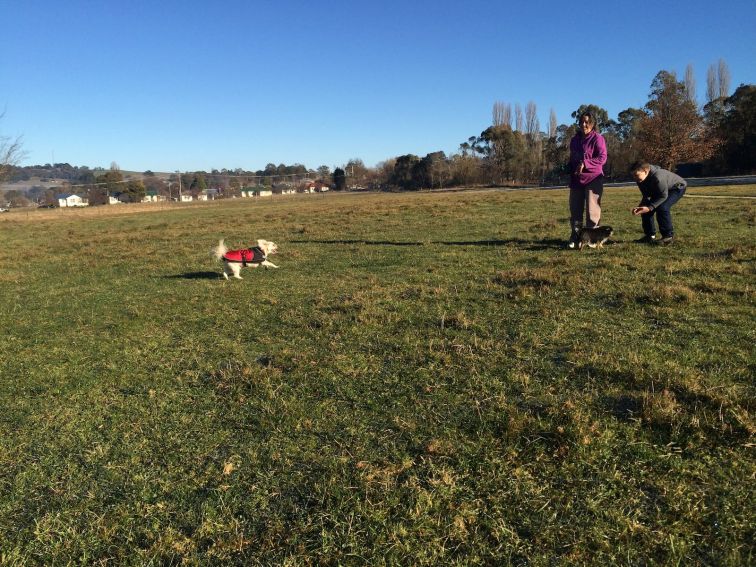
[579,112,596,129]
[629,160,651,173]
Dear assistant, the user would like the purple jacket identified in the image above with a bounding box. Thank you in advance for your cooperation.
[569,130,607,188]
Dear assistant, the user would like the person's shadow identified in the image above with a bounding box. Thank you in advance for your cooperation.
[291,238,565,250]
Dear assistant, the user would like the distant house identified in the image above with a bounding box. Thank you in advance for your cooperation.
[304,180,330,193]
[179,194,193,202]
[108,195,123,205]
[195,193,208,201]
[241,186,271,197]
[142,190,166,203]
[56,193,88,207]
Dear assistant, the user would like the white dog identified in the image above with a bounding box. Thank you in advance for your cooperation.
[212,239,279,279]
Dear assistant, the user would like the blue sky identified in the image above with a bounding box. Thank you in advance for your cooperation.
[2,0,754,173]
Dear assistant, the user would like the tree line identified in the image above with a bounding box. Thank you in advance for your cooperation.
[2,61,753,206]
[375,63,753,191]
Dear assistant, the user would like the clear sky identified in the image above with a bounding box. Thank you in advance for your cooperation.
[2,0,754,173]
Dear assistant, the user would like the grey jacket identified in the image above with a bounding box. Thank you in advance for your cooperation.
[637,165,687,209]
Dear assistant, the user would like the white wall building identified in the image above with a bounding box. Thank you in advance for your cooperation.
[56,193,88,207]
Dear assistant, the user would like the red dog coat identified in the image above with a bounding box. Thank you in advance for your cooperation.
[223,246,266,266]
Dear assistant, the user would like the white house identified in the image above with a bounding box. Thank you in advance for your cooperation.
[142,190,166,203]
[108,195,123,205]
[56,193,88,207]
[179,194,193,202]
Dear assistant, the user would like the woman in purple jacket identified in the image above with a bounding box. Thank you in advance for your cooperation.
[567,111,608,248]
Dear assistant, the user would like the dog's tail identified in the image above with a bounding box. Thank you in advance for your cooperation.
[211,239,227,261]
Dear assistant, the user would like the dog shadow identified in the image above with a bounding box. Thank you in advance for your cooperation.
[290,239,422,246]
[164,271,220,280]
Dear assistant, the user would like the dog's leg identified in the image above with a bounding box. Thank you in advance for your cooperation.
[261,260,279,269]
[230,264,243,279]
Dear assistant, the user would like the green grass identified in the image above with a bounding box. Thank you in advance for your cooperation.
[0,187,754,565]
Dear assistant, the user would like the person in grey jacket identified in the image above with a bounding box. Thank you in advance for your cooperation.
[630,161,687,245]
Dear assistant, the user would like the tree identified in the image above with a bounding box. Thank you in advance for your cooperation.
[548,109,558,139]
[91,169,124,205]
[638,70,719,170]
[544,123,577,182]
[706,65,718,103]
[3,189,29,207]
[390,155,421,190]
[189,172,208,195]
[717,58,731,99]
[412,151,448,189]
[144,175,169,198]
[514,103,523,132]
[606,107,646,176]
[684,63,696,105]
[571,104,610,132]
[333,167,346,191]
[345,158,368,188]
[1,113,26,182]
[317,165,331,180]
[492,101,511,128]
[121,180,146,202]
[525,101,539,139]
[477,125,526,184]
[707,84,756,174]
[77,169,95,185]
[449,153,481,186]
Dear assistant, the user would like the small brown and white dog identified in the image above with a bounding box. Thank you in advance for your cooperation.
[577,226,613,250]
[212,239,279,279]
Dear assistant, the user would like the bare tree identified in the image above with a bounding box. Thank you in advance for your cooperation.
[493,101,512,128]
[548,108,557,138]
[525,101,539,139]
[717,58,731,99]
[706,65,718,103]
[0,113,26,182]
[684,63,696,105]
[493,101,505,126]
[515,103,523,132]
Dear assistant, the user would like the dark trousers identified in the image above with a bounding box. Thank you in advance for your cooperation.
[641,185,686,238]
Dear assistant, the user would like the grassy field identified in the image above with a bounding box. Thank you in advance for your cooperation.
[0,186,753,565]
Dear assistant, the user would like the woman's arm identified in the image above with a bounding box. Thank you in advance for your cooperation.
[582,134,607,170]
